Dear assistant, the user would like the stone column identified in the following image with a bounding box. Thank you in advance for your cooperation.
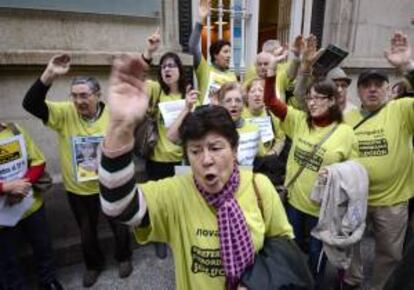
[160,0,182,52]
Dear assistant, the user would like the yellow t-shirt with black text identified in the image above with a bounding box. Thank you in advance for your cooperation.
[282,108,358,217]
[134,170,293,290]
[46,101,108,195]
[344,98,414,206]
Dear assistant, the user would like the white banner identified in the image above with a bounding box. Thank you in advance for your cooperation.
[246,116,274,143]
[237,130,261,166]
[0,192,34,226]
[158,99,186,128]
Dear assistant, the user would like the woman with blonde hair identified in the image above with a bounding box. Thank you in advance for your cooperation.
[216,82,265,166]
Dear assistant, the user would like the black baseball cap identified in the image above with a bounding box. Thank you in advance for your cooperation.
[357,69,389,86]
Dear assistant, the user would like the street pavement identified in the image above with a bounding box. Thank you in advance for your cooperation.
[58,244,175,290]
[57,236,376,290]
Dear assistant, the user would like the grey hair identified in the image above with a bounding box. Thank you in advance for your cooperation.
[71,76,101,95]
[262,39,281,53]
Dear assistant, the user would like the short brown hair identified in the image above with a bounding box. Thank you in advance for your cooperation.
[217,81,242,103]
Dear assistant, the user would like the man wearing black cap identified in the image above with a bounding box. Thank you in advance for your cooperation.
[343,31,414,290]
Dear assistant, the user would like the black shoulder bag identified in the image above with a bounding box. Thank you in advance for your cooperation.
[133,89,161,158]
[240,175,314,290]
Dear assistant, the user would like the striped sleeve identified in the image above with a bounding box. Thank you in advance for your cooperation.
[99,147,149,227]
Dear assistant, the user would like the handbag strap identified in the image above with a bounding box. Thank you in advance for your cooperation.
[285,123,339,188]
[148,86,162,117]
[353,103,386,130]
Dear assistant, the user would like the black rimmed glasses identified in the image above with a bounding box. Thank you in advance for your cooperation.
[161,63,178,70]
[70,92,95,102]
[304,96,330,103]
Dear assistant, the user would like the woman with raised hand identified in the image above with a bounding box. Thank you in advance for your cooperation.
[243,78,286,156]
[188,0,237,105]
[140,28,197,259]
[242,78,289,187]
[99,54,293,290]
[264,54,358,289]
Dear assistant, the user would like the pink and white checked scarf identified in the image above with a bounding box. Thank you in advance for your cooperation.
[195,167,255,290]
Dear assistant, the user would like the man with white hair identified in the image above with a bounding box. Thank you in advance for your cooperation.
[343,31,414,290]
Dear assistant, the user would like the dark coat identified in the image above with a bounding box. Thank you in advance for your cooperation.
[241,237,314,290]
[383,239,414,290]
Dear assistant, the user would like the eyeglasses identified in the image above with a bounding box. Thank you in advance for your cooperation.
[223,97,243,105]
[304,96,330,102]
[70,92,93,100]
[161,63,178,70]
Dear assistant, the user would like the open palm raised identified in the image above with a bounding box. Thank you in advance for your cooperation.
[108,54,150,128]
[384,31,413,70]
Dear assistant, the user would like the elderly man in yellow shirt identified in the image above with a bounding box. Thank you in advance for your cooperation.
[22,54,133,287]
[343,32,414,290]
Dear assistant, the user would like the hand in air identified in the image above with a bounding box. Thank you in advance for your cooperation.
[41,54,71,85]
[199,0,211,22]
[146,27,161,55]
[107,54,150,128]
[185,86,199,111]
[384,31,413,71]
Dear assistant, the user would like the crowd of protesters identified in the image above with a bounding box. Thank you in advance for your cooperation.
[1,1,414,289]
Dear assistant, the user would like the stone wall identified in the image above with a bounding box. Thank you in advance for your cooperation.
[321,0,414,103]
[322,0,414,69]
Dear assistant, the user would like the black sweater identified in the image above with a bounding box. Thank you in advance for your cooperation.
[23,79,50,123]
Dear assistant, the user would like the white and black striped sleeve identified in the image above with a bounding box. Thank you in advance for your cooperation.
[99,148,149,227]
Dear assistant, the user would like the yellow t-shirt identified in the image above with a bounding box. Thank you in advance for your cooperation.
[196,57,237,104]
[344,98,414,206]
[134,170,293,290]
[146,81,184,162]
[0,124,45,221]
[237,120,266,166]
[46,101,108,195]
[242,108,285,154]
[244,61,293,104]
[282,108,358,217]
